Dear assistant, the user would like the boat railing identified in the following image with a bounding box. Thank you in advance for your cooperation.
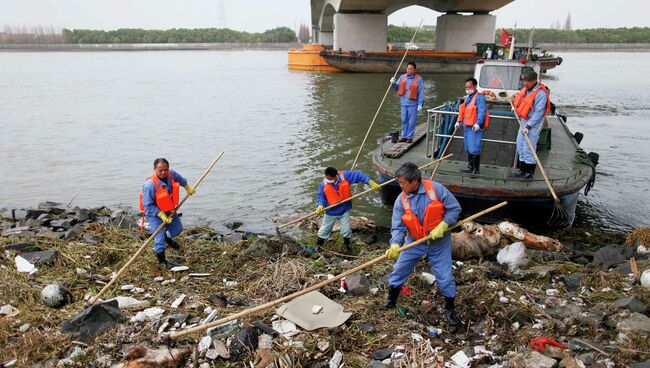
[426,104,521,168]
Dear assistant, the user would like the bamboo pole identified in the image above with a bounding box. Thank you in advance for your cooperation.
[277,154,452,230]
[350,19,424,170]
[88,152,224,305]
[169,201,507,340]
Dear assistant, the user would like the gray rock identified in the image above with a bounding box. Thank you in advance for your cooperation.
[21,250,59,265]
[365,361,387,368]
[3,242,41,253]
[64,224,82,241]
[523,350,558,368]
[548,304,583,320]
[82,232,99,245]
[616,312,650,334]
[346,272,370,296]
[26,209,49,219]
[50,218,75,229]
[371,349,393,361]
[576,353,594,365]
[37,213,53,225]
[591,244,635,269]
[560,273,583,292]
[613,296,647,314]
[223,232,246,244]
[629,360,650,368]
[224,220,244,230]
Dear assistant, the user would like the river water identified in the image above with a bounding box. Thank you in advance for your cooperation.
[1,51,648,233]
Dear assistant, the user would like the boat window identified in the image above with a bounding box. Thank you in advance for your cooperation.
[479,66,531,91]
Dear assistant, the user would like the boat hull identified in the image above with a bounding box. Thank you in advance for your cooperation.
[322,51,478,74]
[377,173,579,230]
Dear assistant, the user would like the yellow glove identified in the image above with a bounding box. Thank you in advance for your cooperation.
[316,205,325,215]
[368,180,380,190]
[429,221,449,241]
[385,244,400,260]
[157,211,173,224]
[184,184,196,195]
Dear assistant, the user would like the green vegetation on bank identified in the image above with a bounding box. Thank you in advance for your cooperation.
[62,27,297,44]
[387,26,650,44]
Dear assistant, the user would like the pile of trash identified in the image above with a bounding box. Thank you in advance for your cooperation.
[1,203,649,367]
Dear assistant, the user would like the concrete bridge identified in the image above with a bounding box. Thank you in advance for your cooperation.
[311,0,514,52]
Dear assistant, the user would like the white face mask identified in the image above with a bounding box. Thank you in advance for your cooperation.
[466,89,475,95]
[324,177,336,184]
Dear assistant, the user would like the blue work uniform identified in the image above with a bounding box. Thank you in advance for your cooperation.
[316,170,371,239]
[516,83,549,164]
[461,92,487,156]
[141,169,188,254]
[388,180,462,298]
[393,73,424,140]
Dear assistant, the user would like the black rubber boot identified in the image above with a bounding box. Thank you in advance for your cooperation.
[460,154,474,173]
[511,162,527,177]
[315,237,325,252]
[155,251,177,270]
[380,286,401,309]
[444,297,460,326]
[472,155,481,175]
[165,235,180,250]
[343,237,352,253]
[522,163,536,181]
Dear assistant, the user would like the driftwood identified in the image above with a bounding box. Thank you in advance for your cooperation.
[271,214,376,233]
[113,346,190,368]
[452,221,565,260]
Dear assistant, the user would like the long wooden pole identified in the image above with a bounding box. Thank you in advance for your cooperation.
[430,125,458,180]
[350,19,424,170]
[169,201,507,340]
[89,151,225,305]
[277,154,452,230]
[499,80,559,202]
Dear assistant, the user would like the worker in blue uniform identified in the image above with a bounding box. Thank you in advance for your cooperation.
[383,162,462,325]
[511,70,551,180]
[391,62,425,143]
[140,158,195,269]
[455,77,487,175]
[310,167,379,253]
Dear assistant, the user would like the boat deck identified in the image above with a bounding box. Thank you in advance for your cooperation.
[373,104,593,199]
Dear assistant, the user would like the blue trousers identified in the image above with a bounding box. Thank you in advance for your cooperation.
[400,104,418,139]
[463,126,483,156]
[147,214,183,254]
[388,236,456,298]
[516,125,541,164]
[317,211,352,239]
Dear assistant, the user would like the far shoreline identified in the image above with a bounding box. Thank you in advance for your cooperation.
[2,42,650,52]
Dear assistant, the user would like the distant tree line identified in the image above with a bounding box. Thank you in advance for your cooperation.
[387,25,650,44]
[387,24,436,43]
[0,26,297,44]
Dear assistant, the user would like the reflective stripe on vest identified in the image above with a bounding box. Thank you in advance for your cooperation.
[513,83,551,120]
[400,180,445,240]
[323,171,352,206]
[397,74,420,101]
[139,173,179,214]
[457,93,490,129]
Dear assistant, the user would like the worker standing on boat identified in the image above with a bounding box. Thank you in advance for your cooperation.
[390,61,424,143]
[383,162,462,326]
[511,70,550,180]
[455,77,488,175]
[310,167,380,254]
[139,158,195,269]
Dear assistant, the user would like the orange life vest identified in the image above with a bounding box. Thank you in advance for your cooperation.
[458,93,490,129]
[513,83,551,120]
[138,173,180,214]
[322,171,352,205]
[397,74,420,101]
[401,180,445,240]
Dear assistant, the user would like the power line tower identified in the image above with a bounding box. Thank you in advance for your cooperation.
[217,0,227,29]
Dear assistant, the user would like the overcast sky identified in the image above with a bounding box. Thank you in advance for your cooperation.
[2,0,649,33]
